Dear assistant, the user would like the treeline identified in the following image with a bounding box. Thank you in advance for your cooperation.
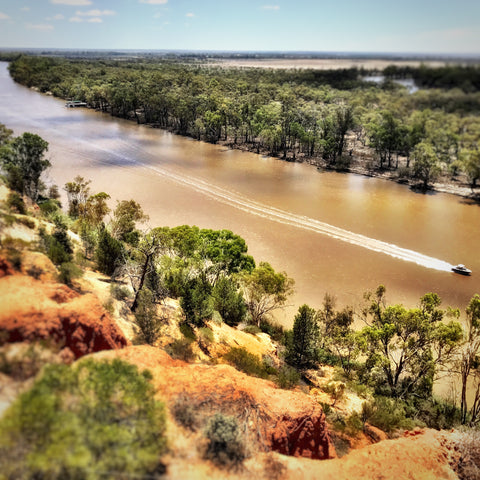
[7,55,480,190]
[384,64,480,92]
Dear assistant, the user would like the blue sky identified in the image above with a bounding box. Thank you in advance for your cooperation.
[0,0,479,54]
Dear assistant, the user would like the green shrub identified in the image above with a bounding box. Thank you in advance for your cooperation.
[332,412,364,437]
[259,319,285,343]
[95,225,124,276]
[414,397,462,430]
[0,359,167,479]
[133,288,162,346]
[180,278,213,328]
[242,325,262,335]
[57,262,83,286]
[110,283,132,301]
[276,365,301,389]
[167,338,195,362]
[26,265,43,279]
[39,226,72,266]
[224,347,270,379]
[198,327,214,344]
[204,413,246,468]
[179,322,196,340]
[38,198,60,217]
[212,276,246,326]
[345,412,364,437]
[102,298,115,315]
[2,213,16,227]
[361,396,417,434]
[6,192,25,214]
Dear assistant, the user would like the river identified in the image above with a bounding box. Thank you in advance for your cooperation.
[1,61,479,326]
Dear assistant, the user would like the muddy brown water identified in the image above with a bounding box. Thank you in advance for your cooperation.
[1,62,479,329]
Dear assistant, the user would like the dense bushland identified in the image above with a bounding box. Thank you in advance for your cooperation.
[7,55,480,190]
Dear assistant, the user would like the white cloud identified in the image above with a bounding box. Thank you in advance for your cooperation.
[21,6,30,12]
[139,0,168,4]
[88,17,102,23]
[27,23,54,30]
[51,0,92,5]
[75,9,115,16]
[261,5,280,10]
[185,12,195,17]
[69,16,83,22]
[0,12,10,20]
[47,13,65,20]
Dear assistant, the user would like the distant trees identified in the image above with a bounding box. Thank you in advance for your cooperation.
[412,142,442,188]
[8,55,480,193]
[462,149,480,188]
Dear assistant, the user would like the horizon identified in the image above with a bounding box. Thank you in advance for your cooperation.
[0,0,479,55]
[1,47,479,62]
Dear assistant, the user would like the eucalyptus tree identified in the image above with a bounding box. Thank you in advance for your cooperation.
[238,262,294,326]
[412,141,441,189]
[1,132,50,202]
[360,287,463,399]
[459,294,480,424]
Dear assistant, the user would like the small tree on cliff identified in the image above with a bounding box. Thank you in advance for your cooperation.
[286,304,320,370]
[238,262,294,326]
[459,294,480,424]
[95,224,124,276]
[134,287,163,345]
[212,276,246,326]
[0,132,50,202]
[360,287,463,399]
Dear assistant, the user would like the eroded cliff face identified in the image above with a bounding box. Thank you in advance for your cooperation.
[0,257,128,359]
[92,345,335,460]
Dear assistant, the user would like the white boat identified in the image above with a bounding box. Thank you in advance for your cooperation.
[452,264,472,276]
[65,100,87,108]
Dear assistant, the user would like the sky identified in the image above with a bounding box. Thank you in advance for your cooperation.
[0,0,479,55]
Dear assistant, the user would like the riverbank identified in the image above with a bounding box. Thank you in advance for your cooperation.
[164,124,480,203]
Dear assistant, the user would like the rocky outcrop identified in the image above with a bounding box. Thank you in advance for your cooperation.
[0,260,128,359]
[275,429,460,480]
[269,413,332,459]
[92,345,335,460]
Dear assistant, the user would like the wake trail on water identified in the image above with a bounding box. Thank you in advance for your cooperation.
[65,134,455,273]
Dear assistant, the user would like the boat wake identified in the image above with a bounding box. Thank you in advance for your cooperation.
[142,163,454,273]
[65,135,455,273]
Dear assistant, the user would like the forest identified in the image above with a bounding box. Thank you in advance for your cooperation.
[5,55,480,192]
